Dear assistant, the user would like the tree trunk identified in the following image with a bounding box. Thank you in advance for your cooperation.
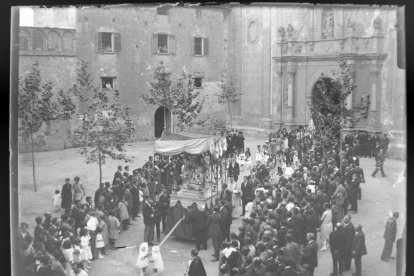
[97,137,102,185]
[227,100,233,129]
[30,132,37,192]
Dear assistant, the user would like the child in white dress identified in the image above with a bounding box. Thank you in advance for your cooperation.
[52,189,61,212]
[136,242,149,276]
[95,227,105,259]
[80,229,93,264]
[151,246,164,276]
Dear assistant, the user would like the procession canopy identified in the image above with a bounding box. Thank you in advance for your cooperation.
[154,131,215,155]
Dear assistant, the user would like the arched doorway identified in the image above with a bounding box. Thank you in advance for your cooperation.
[311,77,341,139]
[154,106,171,138]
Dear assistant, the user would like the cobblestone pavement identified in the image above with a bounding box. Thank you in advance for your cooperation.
[17,138,406,276]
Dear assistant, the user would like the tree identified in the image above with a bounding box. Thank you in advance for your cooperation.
[71,60,135,185]
[217,78,240,129]
[310,59,358,161]
[18,62,60,191]
[142,62,204,131]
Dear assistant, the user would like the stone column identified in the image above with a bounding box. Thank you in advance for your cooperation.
[287,68,296,107]
[346,69,356,110]
[370,69,379,112]
[286,68,295,124]
[275,69,283,124]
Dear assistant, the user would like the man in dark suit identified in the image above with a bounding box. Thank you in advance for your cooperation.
[381,211,399,261]
[228,157,240,182]
[329,223,346,276]
[187,202,209,251]
[208,206,223,261]
[142,196,156,245]
[113,165,123,184]
[240,176,254,216]
[372,148,386,177]
[219,200,232,242]
[219,183,232,203]
[158,188,170,234]
[301,232,318,276]
[342,215,355,271]
[352,224,367,276]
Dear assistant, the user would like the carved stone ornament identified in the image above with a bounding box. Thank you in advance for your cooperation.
[248,20,258,43]
[373,17,382,31]
[278,26,286,41]
[346,18,355,35]
[359,93,370,118]
[287,24,295,39]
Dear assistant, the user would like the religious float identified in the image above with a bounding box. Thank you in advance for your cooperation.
[154,131,227,240]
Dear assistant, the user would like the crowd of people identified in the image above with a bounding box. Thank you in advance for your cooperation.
[17,156,178,276]
[186,127,392,276]
[17,126,395,276]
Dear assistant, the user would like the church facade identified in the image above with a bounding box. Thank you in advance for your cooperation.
[18,4,405,157]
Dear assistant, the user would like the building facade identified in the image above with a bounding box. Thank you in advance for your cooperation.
[17,4,405,157]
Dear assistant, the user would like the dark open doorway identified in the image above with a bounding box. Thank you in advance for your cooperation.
[154,106,171,138]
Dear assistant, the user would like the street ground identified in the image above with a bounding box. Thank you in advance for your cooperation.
[17,138,406,276]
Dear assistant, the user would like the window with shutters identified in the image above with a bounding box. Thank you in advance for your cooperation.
[62,32,74,51]
[101,77,115,89]
[193,77,203,88]
[193,37,209,56]
[152,33,176,55]
[98,32,121,53]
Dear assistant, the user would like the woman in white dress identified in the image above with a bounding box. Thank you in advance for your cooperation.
[320,202,333,251]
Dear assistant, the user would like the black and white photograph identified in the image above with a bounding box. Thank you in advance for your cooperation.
[10,3,406,276]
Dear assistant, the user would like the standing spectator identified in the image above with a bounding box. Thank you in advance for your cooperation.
[187,202,209,251]
[240,176,254,217]
[94,183,105,209]
[61,178,72,211]
[381,211,399,261]
[118,196,129,231]
[73,176,85,204]
[329,223,345,276]
[34,216,46,244]
[349,174,360,213]
[352,224,367,276]
[372,149,386,177]
[342,215,355,271]
[52,189,61,212]
[158,188,170,234]
[209,206,223,262]
[130,182,140,220]
[95,227,106,259]
[320,203,333,251]
[186,249,207,276]
[228,157,240,183]
[107,211,120,249]
[143,196,156,245]
[301,232,318,276]
[113,165,123,184]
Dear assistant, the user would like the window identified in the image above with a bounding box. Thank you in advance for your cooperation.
[193,37,209,56]
[32,30,46,51]
[157,6,169,15]
[152,34,176,55]
[63,32,74,51]
[19,30,30,51]
[193,77,203,88]
[48,31,60,51]
[101,77,115,89]
[158,34,168,53]
[98,32,121,53]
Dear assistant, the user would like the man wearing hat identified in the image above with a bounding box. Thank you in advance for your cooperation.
[381,211,399,261]
[143,196,156,245]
